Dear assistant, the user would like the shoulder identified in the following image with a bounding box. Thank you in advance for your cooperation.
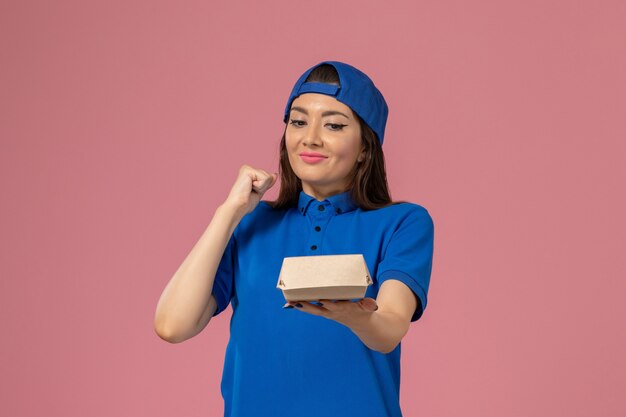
[365,201,433,228]
[255,200,290,217]
[382,201,430,215]
[234,200,292,234]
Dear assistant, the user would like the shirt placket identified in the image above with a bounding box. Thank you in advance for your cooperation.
[306,200,333,255]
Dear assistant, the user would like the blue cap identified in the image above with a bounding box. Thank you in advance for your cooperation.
[283,61,389,145]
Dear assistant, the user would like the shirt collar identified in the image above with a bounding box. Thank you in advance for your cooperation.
[297,189,358,216]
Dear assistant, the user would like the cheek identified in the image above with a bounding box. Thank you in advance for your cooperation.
[285,131,298,151]
[285,136,299,166]
[335,139,362,160]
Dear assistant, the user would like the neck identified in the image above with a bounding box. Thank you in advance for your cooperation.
[302,183,349,201]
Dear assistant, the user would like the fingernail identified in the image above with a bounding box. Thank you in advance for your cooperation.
[283,304,294,309]
[295,303,303,308]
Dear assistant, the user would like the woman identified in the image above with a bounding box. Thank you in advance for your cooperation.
[154,61,435,417]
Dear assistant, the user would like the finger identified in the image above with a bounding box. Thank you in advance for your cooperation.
[258,174,278,193]
[251,170,275,194]
[292,301,329,316]
[358,297,379,312]
[316,299,348,311]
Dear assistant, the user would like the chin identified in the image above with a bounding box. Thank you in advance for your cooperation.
[296,174,328,185]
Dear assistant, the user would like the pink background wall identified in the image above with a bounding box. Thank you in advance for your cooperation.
[2,1,625,416]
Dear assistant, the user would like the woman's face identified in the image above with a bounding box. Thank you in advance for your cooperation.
[286,93,365,199]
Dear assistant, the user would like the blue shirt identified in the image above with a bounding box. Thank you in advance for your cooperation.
[212,190,435,417]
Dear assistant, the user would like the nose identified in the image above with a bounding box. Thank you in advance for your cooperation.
[302,123,323,147]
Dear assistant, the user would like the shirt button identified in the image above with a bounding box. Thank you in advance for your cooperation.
[318,205,325,211]
[311,245,317,250]
[314,226,321,232]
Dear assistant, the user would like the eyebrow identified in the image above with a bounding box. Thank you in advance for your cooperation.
[290,106,351,120]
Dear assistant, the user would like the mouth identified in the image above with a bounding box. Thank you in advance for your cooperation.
[299,153,328,164]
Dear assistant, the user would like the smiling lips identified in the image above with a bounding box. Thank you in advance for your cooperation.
[299,152,328,164]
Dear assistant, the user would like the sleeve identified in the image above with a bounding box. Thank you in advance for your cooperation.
[376,207,434,322]
[211,232,237,317]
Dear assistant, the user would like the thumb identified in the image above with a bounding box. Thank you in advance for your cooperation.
[264,172,279,190]
[358,298,378,312]
[253,172,277,194]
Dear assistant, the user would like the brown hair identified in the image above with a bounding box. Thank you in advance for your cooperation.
[265,64,402,210]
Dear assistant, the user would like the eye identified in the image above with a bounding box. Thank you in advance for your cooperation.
[326,123,347,131]
[289,119,306,127]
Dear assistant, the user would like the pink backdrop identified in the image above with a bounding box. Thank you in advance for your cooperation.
[2,1,625,416]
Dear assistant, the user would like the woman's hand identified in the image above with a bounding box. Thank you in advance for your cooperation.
[284,298,379,330]
[224,164,278,215]
[283,281,417,353]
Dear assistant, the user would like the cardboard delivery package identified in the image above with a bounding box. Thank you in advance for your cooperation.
[277,254,373,301]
